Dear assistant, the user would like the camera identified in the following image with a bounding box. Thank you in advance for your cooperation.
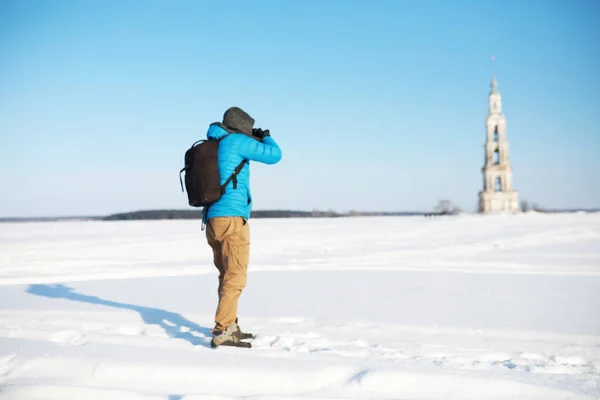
[252,128,270,140]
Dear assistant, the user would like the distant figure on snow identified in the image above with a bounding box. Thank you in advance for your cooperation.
[203,106,282,348]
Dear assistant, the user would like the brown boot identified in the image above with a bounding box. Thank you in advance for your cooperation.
[211,324,251,349]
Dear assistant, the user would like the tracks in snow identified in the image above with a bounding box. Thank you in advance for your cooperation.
[249,318,600,377]
[1,310,598,379]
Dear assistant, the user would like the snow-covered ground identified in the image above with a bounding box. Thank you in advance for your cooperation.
[0,213,599,399]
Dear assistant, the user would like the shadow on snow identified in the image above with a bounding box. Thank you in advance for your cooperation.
[25,283,212,348]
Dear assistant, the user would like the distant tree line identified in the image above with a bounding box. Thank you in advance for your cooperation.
[103,209,334,221]
[101,209,427,221]
[3,204,597,224]
[103,210,203,220]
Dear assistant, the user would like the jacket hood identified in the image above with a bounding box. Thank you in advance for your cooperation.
[206,122,231,140]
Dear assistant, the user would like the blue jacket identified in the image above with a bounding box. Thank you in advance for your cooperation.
[203,123,282,222]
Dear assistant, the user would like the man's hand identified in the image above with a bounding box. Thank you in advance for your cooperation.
[252,128,270,140]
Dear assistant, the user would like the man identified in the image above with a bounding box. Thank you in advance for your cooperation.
[204,106,282,349]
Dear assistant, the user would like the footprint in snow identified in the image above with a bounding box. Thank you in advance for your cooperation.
[48,330,87,346]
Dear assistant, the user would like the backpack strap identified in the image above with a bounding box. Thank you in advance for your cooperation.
[179,168,185,192]
[202,154,246,232]
[221,160,247,194]
[213,134,247,193]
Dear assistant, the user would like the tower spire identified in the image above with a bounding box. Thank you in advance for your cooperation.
[490,55,498,93]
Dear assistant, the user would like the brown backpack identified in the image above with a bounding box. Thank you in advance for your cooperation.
[179,135,246,207]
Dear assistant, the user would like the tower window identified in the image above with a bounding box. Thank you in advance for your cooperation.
[494,177,502,192]
[493,127,499,142]
[494,149,499,165]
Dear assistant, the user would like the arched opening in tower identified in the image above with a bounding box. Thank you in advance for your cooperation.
[494,177,502,192]
[493,126,499,142]
[494,149,500,165]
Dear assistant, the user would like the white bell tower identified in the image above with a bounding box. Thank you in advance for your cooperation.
[478,70,519,213]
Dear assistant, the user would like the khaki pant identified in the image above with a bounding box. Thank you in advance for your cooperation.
[206,216,250,330]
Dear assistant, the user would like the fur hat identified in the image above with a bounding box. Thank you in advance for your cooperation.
[222,107,255,136]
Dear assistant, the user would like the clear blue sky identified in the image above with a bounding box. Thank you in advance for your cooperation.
[1,0,598,217]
